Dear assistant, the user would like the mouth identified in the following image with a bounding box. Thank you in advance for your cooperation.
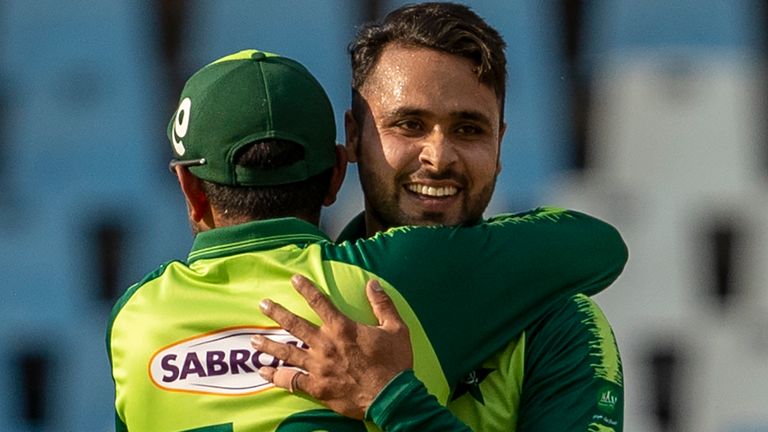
[404,183,459,199]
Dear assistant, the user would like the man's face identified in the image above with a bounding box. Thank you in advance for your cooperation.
[348,45,504,233]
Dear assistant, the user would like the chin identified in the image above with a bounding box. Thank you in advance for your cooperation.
[410,211,455,226]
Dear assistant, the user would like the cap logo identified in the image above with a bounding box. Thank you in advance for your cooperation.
[172,97,192,156]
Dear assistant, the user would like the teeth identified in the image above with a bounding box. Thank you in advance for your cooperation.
[406,184,458,197]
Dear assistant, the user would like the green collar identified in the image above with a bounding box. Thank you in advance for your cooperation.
[188,217,330,263]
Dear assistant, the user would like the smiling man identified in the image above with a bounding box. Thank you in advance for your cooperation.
[258,3,626,432]
[349,45,503,233]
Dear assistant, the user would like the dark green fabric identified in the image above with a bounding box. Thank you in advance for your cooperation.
[167,49,336,186]
[325,207,627,385]
[115,410,128,432]
[517,296,623,431]
[182,423,234,432]
[336,211,366,243]
[367,370,472,432]
[278,410,367,431]
[187,217,330,262]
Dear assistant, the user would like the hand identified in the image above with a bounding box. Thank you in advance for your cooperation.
[251,274,413,419]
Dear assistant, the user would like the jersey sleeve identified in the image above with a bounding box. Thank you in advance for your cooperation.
[516,294,623,432]
[327,207,628,384]
[367,370,473,432]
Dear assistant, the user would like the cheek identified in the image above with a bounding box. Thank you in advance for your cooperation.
[462,148,500,181]
[376,138,416,172]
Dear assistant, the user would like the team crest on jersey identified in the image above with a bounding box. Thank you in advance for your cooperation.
[450,367,494,404]
[148,327,306,395]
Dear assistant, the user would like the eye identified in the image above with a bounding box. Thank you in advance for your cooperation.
[396,119,423,131]
[455,124,483,136]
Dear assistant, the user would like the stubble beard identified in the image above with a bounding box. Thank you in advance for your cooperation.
[360,166,497,230]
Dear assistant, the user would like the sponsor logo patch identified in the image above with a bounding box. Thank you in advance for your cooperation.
[148,327,306,395]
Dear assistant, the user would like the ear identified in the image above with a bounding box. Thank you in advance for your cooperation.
[344,110,359,163]
[496,121,507,175]
[175,166,212,223]
[323,145,348,207]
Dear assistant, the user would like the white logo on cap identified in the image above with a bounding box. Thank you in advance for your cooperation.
[172,97,192,156]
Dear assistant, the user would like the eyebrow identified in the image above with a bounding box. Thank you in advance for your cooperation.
[383,107,493,127]
[382,107,428,120]
[453,110,493,127]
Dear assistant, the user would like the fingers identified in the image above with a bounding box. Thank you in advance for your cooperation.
[290,275,347,326]
[261,366,308,394]
[366,280,406,331]
[251,335,309,370]
[258,366,276,382]
[260,299,318,343]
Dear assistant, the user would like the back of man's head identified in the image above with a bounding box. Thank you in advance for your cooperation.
[167,49,337,223]
[349,2,507,108]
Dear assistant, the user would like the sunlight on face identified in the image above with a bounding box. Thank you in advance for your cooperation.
[351,45,504,233]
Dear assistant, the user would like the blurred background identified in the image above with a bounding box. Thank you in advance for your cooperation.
[1,0,766,431]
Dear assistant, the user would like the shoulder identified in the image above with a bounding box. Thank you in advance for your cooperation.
[106,261,182,348]
[527,294,616,347]
[535,294,612,326]
[525,294,622,385]
[110,261,181,314]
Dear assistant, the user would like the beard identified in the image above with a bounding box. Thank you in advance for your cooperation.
[359,164,497,230]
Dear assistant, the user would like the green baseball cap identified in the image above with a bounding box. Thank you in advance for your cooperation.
[167,49,337,186]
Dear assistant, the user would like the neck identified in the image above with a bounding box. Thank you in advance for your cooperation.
[363,206,387,237]
[209,209,321,231]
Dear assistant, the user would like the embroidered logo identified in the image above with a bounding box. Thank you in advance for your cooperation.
[450,368,494,404]
[597,387,618,413]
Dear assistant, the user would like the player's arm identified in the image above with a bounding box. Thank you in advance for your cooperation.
[516,295,623,432]
[255,275,474,431]
[259,208,627,429]
[366,370,475,432]
[334,207,628,383]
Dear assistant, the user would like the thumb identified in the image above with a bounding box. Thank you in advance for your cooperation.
[366,280,403,329]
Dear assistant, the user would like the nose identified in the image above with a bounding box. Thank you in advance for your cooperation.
[418,130,457,172]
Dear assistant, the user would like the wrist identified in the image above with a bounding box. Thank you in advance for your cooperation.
[364,369,418,422]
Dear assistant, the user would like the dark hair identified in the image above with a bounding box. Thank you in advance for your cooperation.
[202,140,332,222]
[349,2,507,109]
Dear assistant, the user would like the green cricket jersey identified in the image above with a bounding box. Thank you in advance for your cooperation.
[444,295,623,432]
[107,207,627,431]
[341,213,625,431]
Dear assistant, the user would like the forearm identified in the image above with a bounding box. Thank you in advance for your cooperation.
[367,370,473,432]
